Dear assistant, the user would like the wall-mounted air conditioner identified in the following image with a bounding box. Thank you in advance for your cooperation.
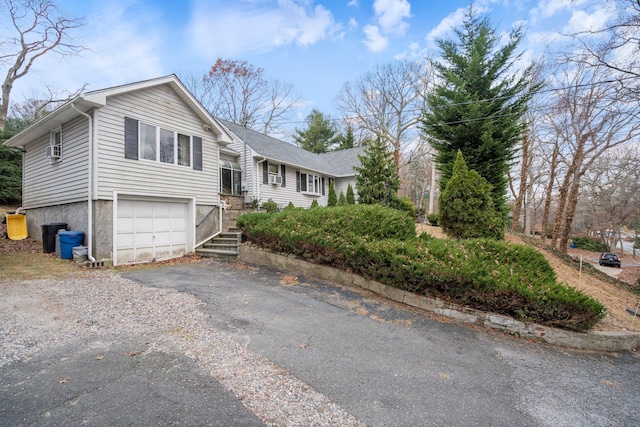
[46,145,61,159]
[269,175,282,185]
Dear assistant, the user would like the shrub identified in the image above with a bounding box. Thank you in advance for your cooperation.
[389,196,415,217]
[337,191,346,206]
[346,183,355,205]
[327,181,337,207]
[238,204,606,331]
[439,151,504,240]
[572,235,609,252]
[426,213,439,226]
[310,199,319,209]
[261,200,278,213]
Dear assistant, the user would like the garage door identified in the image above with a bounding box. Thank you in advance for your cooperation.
[116,199,189,264]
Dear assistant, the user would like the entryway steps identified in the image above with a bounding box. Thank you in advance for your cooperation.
[196,229,241,259]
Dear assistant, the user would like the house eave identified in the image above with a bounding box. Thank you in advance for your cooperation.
[3,97,102,148]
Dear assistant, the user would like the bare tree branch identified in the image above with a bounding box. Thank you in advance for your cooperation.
[1,0,86,129]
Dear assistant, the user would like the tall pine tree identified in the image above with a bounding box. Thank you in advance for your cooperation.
[421,6,540,217]
[294,109,340,153]
[354,138,399,206]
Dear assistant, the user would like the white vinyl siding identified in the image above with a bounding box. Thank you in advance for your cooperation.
[256,160,328,209]
[95,85,218,204]
[22,116,89,208]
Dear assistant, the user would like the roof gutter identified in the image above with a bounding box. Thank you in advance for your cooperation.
[70,103,96,263]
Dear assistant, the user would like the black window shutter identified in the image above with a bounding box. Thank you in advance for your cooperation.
[322,177,325,195]
[280,164,286,187]
[124,117,138,160]
[296,171,300,192]
[193,136,202,170]
[263,162,269,184]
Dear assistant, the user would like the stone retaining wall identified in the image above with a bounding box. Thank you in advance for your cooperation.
[240,244,640,352]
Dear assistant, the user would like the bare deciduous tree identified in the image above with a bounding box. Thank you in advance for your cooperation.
[567,0,640,96]
[182,59,301,135]
[544,60,640,252]
[0,0,85,130]
[335,59,432,171]
[577,146,640,253]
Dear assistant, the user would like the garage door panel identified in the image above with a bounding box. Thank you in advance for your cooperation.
[116,198,190,265]
[171,231,186,244]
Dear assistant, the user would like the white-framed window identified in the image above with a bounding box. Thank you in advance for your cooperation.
[124,117,203,171]
[139,122,192,167]
[47,127,62,161]
[268,163,280,175]
[299,172,322,195]
[220,159,242,195]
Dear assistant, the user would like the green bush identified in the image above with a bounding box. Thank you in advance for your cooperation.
[310,199,319,209]
[238,204,606,331]
[572,236,609,252]
[389,196,415,217]
[261,200,278,213]
[426,213,439,226]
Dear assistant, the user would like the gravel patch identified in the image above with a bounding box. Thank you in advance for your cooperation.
[0,270,363,427]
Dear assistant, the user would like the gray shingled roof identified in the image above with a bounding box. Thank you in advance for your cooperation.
[218,119,362,177]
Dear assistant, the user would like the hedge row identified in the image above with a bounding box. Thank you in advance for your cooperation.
[237,205,606,331]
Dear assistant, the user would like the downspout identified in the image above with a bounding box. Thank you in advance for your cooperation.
[71,103,96,262]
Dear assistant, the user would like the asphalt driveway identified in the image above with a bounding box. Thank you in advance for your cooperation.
[121,259,640,426]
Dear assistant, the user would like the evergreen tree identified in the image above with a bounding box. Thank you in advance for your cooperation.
[354,137,399,206]
[337,125,355,150]
[346,184,355,205]
[309,199,319,209]
[0,118,29,204]
[294,109,340,153]
[327,181,337,207]
[421,6,541,217]
[439,151,503,240]
[337,191,346,206]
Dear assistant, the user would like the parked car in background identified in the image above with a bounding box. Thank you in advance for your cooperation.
[599,253,621,268]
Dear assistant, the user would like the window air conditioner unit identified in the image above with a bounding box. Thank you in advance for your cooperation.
[46,145,61,159]
[270,175,282,185]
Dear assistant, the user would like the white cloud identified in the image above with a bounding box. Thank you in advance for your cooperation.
[425,7,466,48]
[529,0,589,25]
[348,0,359,6]
[373,0,411,35]
[11,0,165,99]
[363,24,389,52]
[564,8,611,34]
[188,0,340,57]
[348,17,359,31]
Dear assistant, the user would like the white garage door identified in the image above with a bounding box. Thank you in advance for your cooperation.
[116,199,189,264]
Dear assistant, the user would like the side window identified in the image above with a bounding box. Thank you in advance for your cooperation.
[46,128,62,161]
[124,117,202,170]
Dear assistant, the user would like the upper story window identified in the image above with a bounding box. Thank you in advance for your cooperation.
[124,117,202,170]
[46,128,62,161]
[268,163,279,175]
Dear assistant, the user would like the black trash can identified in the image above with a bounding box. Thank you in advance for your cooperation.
[41,223,68,253]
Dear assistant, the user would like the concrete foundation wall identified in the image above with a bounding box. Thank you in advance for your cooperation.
[196,205,219,244]
[25,202,88,243]
[94,200,113,260]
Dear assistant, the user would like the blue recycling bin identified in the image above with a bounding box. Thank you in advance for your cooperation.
[59,231,85,260]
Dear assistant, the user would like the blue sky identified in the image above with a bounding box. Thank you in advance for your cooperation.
[9,0,613,124]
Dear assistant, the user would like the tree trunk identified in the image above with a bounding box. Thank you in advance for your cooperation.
[511,131,530,232]
[558,176,581,253]
[540,145,559,242]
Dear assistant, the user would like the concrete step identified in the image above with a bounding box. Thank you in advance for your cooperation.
[196,248,238,259]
